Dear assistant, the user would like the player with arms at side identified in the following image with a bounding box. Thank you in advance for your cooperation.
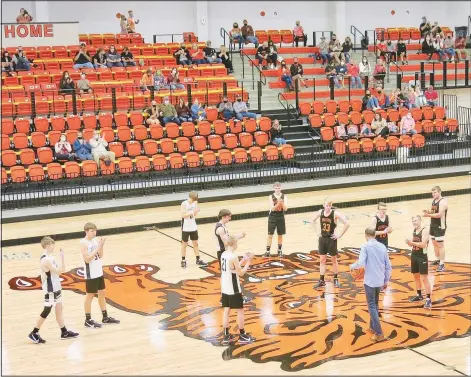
[312,199,350,289]
[405,215,432,309]
[180,191,207,268]
[29,237,79,343]
[221,236,256,345]
[423,186,448,272]
[80,222,120,328]
[265,182,288,258]
[373,202,393,248]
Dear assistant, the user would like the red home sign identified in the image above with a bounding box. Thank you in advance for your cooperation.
[3,24,54,38]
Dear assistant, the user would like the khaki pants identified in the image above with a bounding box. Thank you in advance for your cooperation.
[92,151,116,165]
[456,48,469,60]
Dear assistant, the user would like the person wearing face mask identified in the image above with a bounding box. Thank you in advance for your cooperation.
[290,57,308,88]
[159,96,180,125]
[59,71,75,95]
[454,34,468,62]
[73,43,93,69]
[106,45,123,68]
[218,96,234,121]
[89,131,115,167]
[341,37,353,64]
[190,43,208,65]
[432,35,447,62]
[145,101,162,126]
[233,94,256,121]
[280,60,294,91]
[218,46,234,74]
[431,21,442,38]
[325,60,338,88]
[419,17,431,39]
[191,98,207,121]
[77,73,91,94]
[317,36,330,67]
[373,60,386,87]
[376,88,390,109]
[93,48,107,69]
[328,35,342,64]
[421,34,435,60]
[127,10,139,33]
[73,131,93,161]
[153,70,169,91]
[362,90,380,111]
[241,20,259,48]
[443,34,456,62]
[347,58,362,89]
[400,112,417,135]
[385,39,397,65]
[141,68,154,92]
[167,68,185,90]
[256,42,269,68]
[335,60,348,89]
[267,41,278,69]
[270,120,286,146]
[230,22,244,50]
[1,51,14,72]
[359,56,371,83]
[203,41,223,64]
[55,134,75,161]
[293,21,307,47]
[173,44,192,66]
[424,85,438,107]
[397,38,408,65]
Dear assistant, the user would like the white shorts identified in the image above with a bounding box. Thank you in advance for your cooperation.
[44,291,62,307]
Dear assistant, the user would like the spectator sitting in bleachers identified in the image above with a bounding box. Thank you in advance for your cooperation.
[145,101,162,126]
[336,123,348,139]
[233,94,256,120]
[121,47,136,66]
[377,88,390,109]
[190,43,208,65]
[419,17,432,39]
[363,90,380,111]
[433,35,448,61]
[191,99,206,121]
[385,38,397,64]
[59,71,75,95]
[241,20,259,47]
[390,88,407,109]
[1,51,14,72]
[167,68,185,90]
[218,46,234,74]
[174,44,192,66]
[359,56,371,80]
[267,41,278,69]
[280,60,294,91]
[415,86,428,107]
[425,85,439,106]
[407,86,417,109]
[422,34,435,60]
[153,69,169,91]
[347,124,358,138]
[290,57,308,88]
[400,111,417,135]
[176,98,193,123]
[293,21,307,47]
[230,22,244,49]
[347,58,362,89]
[13,48,31,71]
[73,43,93,69]
[106,45,123,68]
[73,131,93,161]
[335,59,348,89]
[431,21,443,37]
[270,119,286,146]
[120,15,128,34]
[373,59,386,86]
[55,134,75,161]
[455,34,469,62]
[90,130,115,166]
[377,39,387,60]
[397,38,408,65]
[360,123,371,136]
[256,42,269,68]
[443,34,456,62]
[16,8,33,23]
[371,113,389,137]
[325,60,338,87]
[160,96,180,125]
[218,96,234,121]
[341,37,353,63]
[77,72,91,94]
[318,36,330,67]
[329,35,342,64]
[203,41,222,64]
[93,48,107,69]
[140,68,154,92]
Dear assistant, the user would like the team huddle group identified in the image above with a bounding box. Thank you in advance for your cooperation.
[29,185,448,345]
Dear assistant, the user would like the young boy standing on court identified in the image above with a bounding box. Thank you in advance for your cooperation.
[373,202,393,248]
[265,182,288,258]
[29,237,79,343]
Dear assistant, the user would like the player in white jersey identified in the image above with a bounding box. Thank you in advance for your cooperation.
[180,191,207,268]
[220,236,256,346]
[28,237,79,344]
[80,222,120,328]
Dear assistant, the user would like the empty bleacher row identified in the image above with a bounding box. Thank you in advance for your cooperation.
[373,26,453,42]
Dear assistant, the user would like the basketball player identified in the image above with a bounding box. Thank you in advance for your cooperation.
[423,186,448,272]
[265,182,288,258]
[221,236,256,345]
[405,216,432,309]
[80,222,120,328]
[29,237,79,343]
[312,199,350,289]
[215,209,246,265]
[372,202,393,248]
[181,191,207,268]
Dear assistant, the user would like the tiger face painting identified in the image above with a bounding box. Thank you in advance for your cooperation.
[9,247,471,371]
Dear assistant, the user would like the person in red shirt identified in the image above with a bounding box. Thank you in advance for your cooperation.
[16,8,33,23]
[376,88,390,109]
[425,85,439,106]
[454,35,469,62]
[377,39,387,60]
[346,58,362,88]
[190,43,207,65]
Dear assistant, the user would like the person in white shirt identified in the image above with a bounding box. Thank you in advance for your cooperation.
[28,237,79,344]
[181,191,207,268]
[80,222,120,328]
[89,130,115,166]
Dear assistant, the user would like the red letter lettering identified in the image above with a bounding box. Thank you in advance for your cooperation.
[17,25,28,37]
[4,25,16,38]
[29,24,42,37]
[44,24,53,37]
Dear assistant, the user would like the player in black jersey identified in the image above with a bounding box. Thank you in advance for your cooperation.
[405,215,432,309]
[312,199,350,289]
[265,182,288,258]
[372,202,393,247]
[423,186,448,272]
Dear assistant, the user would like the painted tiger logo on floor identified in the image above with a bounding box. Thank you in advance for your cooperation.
[8,247,471,371]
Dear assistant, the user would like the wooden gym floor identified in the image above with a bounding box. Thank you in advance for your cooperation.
[1,178,470,375]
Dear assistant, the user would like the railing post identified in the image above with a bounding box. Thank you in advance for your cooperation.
[312,32,316,47]
[348,77,351,101]
[71,89,78,115]
[329,77,335,100]
[222,82,228,97]
[465,60,469,87]
[111,87,117,114]
[364,75,369,92]
[187,84,193,105]
[430,72,435,87]
[257,81,262,112]
[443,61,447,88]
[396,73,402,89]
[150,87,155,102]
[30,91,36,119]
[294,79,299,111]
[420,71,426,91]
[313,77,316,100]
[241,52,245,79]
[454,59,458,87]
[414,72,419,88]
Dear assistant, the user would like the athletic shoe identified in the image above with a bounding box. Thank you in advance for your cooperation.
[409,295,424,302]
[333,278,340,288]
[378,311,382,318]
[437,264,445,272]
[432,260,440,266]
[365,328,375,334]
[85,319,102,328]
[313,280,326,289]
[61,330,79,339]
[424,298,432,309]
[370,334,385,342]
[196,259,208,267]
[29,332,46,344]
[243,296,251,304]
[239,333,256,344]
[102,316,120,324]
[181,260,187,269]
[277,250,283,258]
[221,334,236,345]
[219,297,223,305]
[263,251,270,258]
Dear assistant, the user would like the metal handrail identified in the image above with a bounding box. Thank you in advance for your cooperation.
[220,27,234,56]
[350,25,365,50]
[239,49,267,87]
[312,30,333,47]
[277,93,298,126]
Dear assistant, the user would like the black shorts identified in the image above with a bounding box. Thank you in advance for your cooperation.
[221,293,243,309]
[268,215,286,235]
[430,226,446,241]
[318,236,338,256]
[85,276,106,294]
[376,236,388,248]
[217,249,225,267]
[182,230,198,242]
[411,252,428,274]
[44,290,62,307]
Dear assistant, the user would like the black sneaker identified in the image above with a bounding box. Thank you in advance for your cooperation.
[277,250,283,258]
[333,278,340,288]
[409,295,424,302]
[29,332,46,344]
[102,316,120,324]
[378,311,382,318]
[263,251,270,257]
[314,280,326,289]
[61,330,79,339]
[85,319,102,328]
[221,334,236,345]
[196,259,208,267]
[432,260,440,266]
[424,298,432,309]
[239,333,256,344]
[181,260,187,268]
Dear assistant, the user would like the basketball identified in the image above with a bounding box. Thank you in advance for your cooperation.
[350,267,365,281]
[391,10,396,15]
[275,200,284,211]
[116,13,122,18]
[260,11,266,17]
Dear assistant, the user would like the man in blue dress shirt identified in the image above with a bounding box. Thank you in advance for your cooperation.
[350,227,392,342]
